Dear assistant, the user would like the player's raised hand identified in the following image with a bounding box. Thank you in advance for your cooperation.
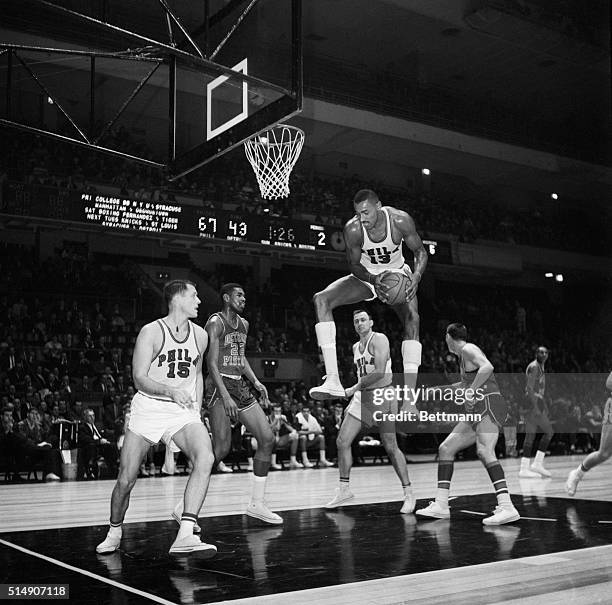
[374,271,391,302]
[254,381,270,408]
[222,393,239,421]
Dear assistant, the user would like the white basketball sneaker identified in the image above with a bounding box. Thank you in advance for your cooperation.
[309,375,345,401]
[566,468,582,497]
[96,528,122,554]
[246,501,283,524]
[325,488,355,509]
[400,491,416,514]
[482,504,521,525]
[169,535,217,557]
[415,501,450,519]
[482,505,520,525]
[530,462,552,478]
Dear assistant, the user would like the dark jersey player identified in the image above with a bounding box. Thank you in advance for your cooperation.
[519,347,553,478]
[416,323,520,526]
[310,189,427,404]
[205,283,282,524]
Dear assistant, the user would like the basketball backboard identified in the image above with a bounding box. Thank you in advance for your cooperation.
[0,0,302,180]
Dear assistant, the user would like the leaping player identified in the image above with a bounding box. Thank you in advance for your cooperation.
[310,189,427,402]
[566,371,612,496]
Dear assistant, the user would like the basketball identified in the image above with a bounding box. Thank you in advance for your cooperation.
[380,271,411,305]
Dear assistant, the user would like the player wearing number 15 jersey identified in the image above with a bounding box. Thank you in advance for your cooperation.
[97,280,216,557]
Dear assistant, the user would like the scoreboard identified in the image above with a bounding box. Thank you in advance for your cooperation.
[1,183,452,261]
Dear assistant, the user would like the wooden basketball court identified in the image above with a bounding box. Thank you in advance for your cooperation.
[2,455,612,604]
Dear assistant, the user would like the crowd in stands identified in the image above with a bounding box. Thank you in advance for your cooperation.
[1,131,608,255]
[1,239,611,483]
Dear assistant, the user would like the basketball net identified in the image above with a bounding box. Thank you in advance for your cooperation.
[244,124,304,199]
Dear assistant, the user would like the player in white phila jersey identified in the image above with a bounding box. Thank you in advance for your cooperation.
[311,189,427,406]
[567,371,612,496]
[325,309,415,514]
[96,280,216,557]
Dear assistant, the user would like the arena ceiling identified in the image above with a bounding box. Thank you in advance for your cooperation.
[1,0,610,197]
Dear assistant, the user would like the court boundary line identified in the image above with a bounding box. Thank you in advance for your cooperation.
[0,493,491,533]
[0,539,179,605]
[1,491,605,534]
[460,510,557,521]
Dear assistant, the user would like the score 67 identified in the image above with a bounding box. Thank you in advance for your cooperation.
[198,216,217,234]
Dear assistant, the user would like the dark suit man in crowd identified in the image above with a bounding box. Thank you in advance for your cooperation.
[78,408,118,479]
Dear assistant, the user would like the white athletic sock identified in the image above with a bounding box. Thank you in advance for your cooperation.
[496,493,512,507]
[271,454,277,465]
[177,519,195,540]
[319,450,327,461]
[435,488,449,508]
[520,457,531,470]
[290,455,298,463]
[403,485,412,498]
[301,451,310,464]
[534,450,546,465]
[401,340,422,405]
[315,322,339,378]
[576,465,585,478]
[251,475,267,503]
[108,524,122,537]
[401,340,422,375]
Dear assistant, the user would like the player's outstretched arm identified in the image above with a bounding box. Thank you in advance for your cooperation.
[132,323,192,407]
[241,320,269,406]
[391,209,428,300]
[344,220,376,284]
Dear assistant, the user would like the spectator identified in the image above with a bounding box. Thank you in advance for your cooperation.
[67,400,84,423]
[77,408,118,480]
[295,404,334,468]
[324,402,345,462]
[268,404,300,469]
[102,394,123,439]
[1,410,61,481]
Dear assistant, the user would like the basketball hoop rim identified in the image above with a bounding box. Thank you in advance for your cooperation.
[245,124,304,147]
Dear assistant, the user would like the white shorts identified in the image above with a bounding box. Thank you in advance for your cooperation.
[346,391,364,421]
[346,390,398,428]
[128,391,202,445]
[357,264,412,301]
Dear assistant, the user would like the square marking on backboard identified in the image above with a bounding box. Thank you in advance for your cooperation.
[206,58,248,141]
